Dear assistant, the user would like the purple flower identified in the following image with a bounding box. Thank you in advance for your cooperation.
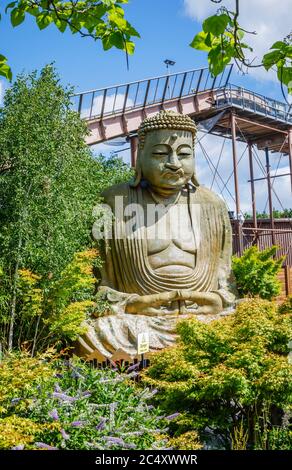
[60,429,70,440]
[165,412,180,421]
[127,371,139,379]
[127,363,139,373]
[124,442,137,449]
[96,417,107,431]
[81,391,91,398]
[104,436,125,446]
[11,398,21,405]
[71,420,86,427]
[54,384,62,393]
[11,444,24,450]
[71,369,84,380]
[49,409,59,421]
[35,442,58,450]
[54,373,63,379]
[52,392,77,402]
[149,388,158,397]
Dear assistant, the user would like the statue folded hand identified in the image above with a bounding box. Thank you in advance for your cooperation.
[125,290,223,315]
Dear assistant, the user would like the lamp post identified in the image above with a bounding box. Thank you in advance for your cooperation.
[163,59,175,100]
[164,59,176,72]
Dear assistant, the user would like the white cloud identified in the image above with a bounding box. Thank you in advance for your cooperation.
[183,0,291,83]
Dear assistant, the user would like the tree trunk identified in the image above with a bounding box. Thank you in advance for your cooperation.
[8,241,21,351]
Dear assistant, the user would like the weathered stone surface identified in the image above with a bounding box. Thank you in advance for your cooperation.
[77,111,237,358]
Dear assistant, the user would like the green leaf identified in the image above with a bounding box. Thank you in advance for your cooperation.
[205,32,213,48]
[102,34,114,51]
[271,41,287,50]
[108,11,127,29]
[124,40,135,55]
[10,8,25,27]
[5,1,17,13]
[107,31,124,49]
[36,13,53,31]
[55,18,68,33]
[277,66,292,88]
[203,14,230,36]
[0,54,7,63]
[236,29,245,40]
[208,46,231,76]
[263,50,284,70]
[0,63,12,81]
[190,32,211,52]
[124,21,140,38]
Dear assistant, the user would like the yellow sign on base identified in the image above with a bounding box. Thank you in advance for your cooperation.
[137,332,150,355]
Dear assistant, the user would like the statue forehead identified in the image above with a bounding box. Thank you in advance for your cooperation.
[142,128,193,146]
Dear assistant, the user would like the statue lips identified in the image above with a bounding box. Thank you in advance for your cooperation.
[162,168,184,180]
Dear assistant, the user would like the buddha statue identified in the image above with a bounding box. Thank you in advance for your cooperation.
[77,111,237,359]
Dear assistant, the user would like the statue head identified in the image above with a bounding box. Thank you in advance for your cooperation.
[131,110,199,191]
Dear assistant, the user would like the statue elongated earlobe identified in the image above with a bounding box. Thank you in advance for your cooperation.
[191,173,200,187]
[130,151,142,187]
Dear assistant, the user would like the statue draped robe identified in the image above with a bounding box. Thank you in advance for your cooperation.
[77,182,237,358]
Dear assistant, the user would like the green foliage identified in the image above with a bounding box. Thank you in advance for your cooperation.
[190,3,292,95]
[278,295,292,315]
[244,209,292,219]
[0,65,132,351]
[1,0,140,80]
[232,246,283,300]
[0,415,60,449]
[190,11,253,77]
[267,426,292,450]
[144,298,292,449]
[0,350,54,415]
[168,431,202,450]
[263,41,292,92]
[0,353,170,450]
[0,249,98,352]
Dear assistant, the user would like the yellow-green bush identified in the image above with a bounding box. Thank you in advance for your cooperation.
[144,298,292,449]
[232,246,283,300]
[1,249,97,353]
[169,431,202,450]
[0,352,54,415]
[0,416,60,449]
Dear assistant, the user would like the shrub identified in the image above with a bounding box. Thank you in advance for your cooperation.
[0,250,98,354]
[232,246,283,300]
[0,353,171,450]
[144,298,292,449]
[0,65,133,352]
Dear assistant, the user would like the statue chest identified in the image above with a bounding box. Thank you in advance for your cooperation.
[144,204,198,273]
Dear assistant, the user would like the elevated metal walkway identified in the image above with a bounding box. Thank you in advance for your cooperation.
[71,65,292,155]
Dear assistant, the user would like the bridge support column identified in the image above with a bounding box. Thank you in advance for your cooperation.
[265,147,275,245]
[130,135,139,168]
[230,112,243,255]
[248,142,257,244]
[288,128,292,192]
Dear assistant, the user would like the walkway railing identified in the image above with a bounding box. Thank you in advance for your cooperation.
[214,85,292,124]
[71,65,233,120]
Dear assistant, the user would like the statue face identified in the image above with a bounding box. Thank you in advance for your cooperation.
[139,129,194,191]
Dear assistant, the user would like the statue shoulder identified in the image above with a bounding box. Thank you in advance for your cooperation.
[101,181,131,208]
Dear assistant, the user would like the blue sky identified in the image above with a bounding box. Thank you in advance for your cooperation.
[1,0,287,96]
[0,0,291,213]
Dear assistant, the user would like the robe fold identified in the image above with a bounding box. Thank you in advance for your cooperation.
[77,182,237,359]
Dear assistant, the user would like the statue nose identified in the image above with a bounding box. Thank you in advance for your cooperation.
[166,154,182,170]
